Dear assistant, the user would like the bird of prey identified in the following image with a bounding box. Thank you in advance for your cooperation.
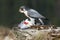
[19,6,46,25]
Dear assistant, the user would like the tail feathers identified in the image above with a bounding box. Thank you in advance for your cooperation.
[41,18,48,20]
[41,18,49,25]
[45,18,48,20]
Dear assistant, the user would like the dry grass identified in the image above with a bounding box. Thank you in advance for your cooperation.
[0,26,17,40]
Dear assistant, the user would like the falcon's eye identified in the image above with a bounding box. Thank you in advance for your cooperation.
[20,8,24,11]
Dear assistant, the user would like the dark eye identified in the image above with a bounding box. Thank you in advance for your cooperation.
[20,8,24,11]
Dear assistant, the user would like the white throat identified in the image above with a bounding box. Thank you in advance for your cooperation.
[24,11,32,20]
[24,11,29,18]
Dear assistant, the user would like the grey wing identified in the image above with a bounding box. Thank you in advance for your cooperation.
[28,9,45,18]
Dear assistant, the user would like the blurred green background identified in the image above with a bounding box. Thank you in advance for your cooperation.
[0,0,60,27]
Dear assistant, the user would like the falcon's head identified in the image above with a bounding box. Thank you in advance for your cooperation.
[19,6,29,13]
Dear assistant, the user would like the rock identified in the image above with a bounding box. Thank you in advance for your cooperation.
[12,26,60,40]
[12,27,51,40]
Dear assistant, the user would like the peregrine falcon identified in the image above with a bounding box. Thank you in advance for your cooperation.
[19,6,47,25]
